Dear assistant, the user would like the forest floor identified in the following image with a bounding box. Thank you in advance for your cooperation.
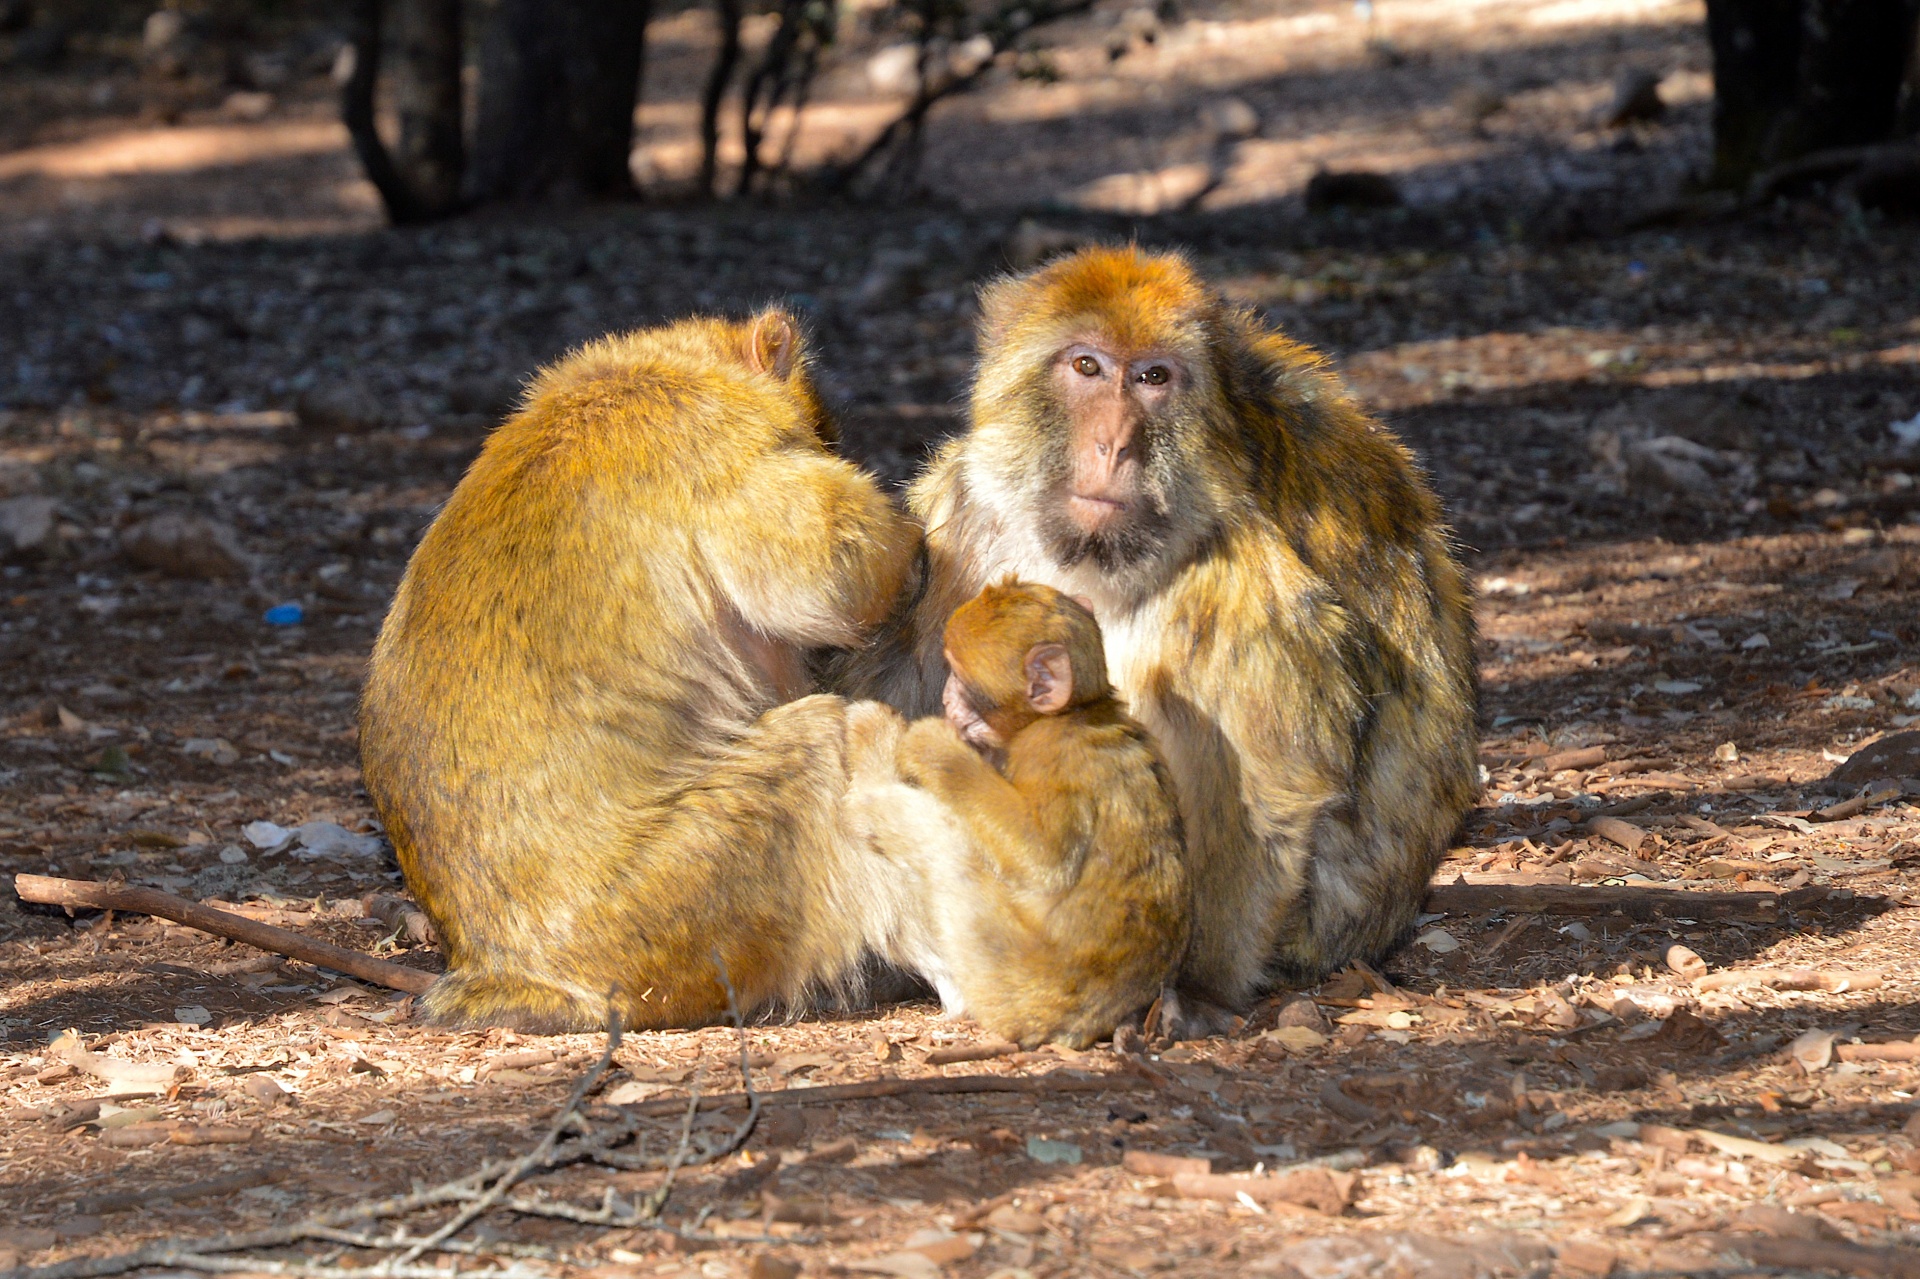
[4,0,1920,1276]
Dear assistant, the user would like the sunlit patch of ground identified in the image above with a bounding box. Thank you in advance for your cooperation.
[0,0,1713,237]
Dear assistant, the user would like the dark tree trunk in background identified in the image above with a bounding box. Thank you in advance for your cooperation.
[392,0,466,212]
[470,0,651,202]
[342,0,466,223]
[1706,0,1920,187]
[1899,26,1920,136]
[699,0,744,197]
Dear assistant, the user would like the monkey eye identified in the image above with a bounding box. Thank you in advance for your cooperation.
[1138,365,1170,386]
[1072,355,1101,377]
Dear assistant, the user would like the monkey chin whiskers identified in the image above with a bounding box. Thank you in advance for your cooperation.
[1045,500,1169,576]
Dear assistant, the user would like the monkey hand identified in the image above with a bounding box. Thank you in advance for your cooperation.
[844,699,909,786]
[895,716,981,794]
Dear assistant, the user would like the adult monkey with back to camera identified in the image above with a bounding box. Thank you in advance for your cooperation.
[841,246,1479,1025]
[358,309,923,1032]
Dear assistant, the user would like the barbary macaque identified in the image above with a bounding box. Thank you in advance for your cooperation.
[358,310,923,1031]
[858,577,1189,1050]
[839,246,1479,1022]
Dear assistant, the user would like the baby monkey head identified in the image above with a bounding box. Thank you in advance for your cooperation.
[941,577,1110,749]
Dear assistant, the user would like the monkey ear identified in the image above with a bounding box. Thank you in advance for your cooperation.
[975,277,1020,352]
[1024,643,1074,714]
[745,309,801,379]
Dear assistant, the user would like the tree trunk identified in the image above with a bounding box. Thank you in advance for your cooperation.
[391,0,465,213]
[341,0,467,223]
[470,0,651,202]
[1707,0,1920,187]
[1898,22,1920,136]
[699,0,743,197]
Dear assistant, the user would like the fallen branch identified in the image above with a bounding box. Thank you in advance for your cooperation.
[1711,1231,1920,1279]
[120,1260,538,1279]
[1424,881,1870,922]
[13,874,436,995]
[923,1040,1019,1066]
[1695,968,1883,994]
[1838,1041,1920,1063]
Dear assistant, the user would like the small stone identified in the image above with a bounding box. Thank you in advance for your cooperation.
[1026,1135,1081,1164]
[1202,96,1260,139]
[120,512,251,579]
[222,90,274,121]
[0,495,58,560]
[983,1205,1046,1234]
[1822,730,1920,793]
[1272,993,1331,1033]
[1604,68,1664,126]
[241,1075,287,1106]
[181,737,240,766]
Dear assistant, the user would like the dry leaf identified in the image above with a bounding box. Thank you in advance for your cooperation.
[1791,1028,1838,1072]
[1605,1196,1653,1227]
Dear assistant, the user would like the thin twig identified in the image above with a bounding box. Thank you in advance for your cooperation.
[714,951,763,1160]
[490,1194,799,1245]
[149,1259,539,1279]
[639,1074,705,1221]
[393,1010,624,1265]
[301,1230,561,1262]
[2,1111,654,1279]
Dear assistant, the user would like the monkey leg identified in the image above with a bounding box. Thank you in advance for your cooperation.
[415,695,909,1033]
[566,694,911,1030]
[421,968,605,1034]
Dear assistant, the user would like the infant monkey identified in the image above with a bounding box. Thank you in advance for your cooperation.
[890,578,1190,1049]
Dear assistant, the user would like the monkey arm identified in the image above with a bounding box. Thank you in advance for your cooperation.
[894,717,1052,889]
[700,450,920,649]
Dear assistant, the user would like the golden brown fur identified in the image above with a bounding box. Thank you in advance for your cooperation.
[837,246,1479,1015]
[359,310,921,1032]
[853,579,1188,1049]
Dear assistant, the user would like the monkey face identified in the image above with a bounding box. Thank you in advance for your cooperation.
[1034,341,1183,572]
[941,669,1004,749]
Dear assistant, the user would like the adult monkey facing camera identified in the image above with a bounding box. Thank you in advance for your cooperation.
[842,246,1478,1023]
[856,577,1189,1050]
[359,309,921,1032]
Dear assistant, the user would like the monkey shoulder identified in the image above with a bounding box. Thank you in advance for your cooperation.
[1003,712,1175,810]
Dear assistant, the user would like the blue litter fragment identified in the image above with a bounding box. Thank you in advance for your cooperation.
[264,602,305,626]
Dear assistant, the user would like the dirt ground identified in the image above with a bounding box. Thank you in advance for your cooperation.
[4,0,1920,1276]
